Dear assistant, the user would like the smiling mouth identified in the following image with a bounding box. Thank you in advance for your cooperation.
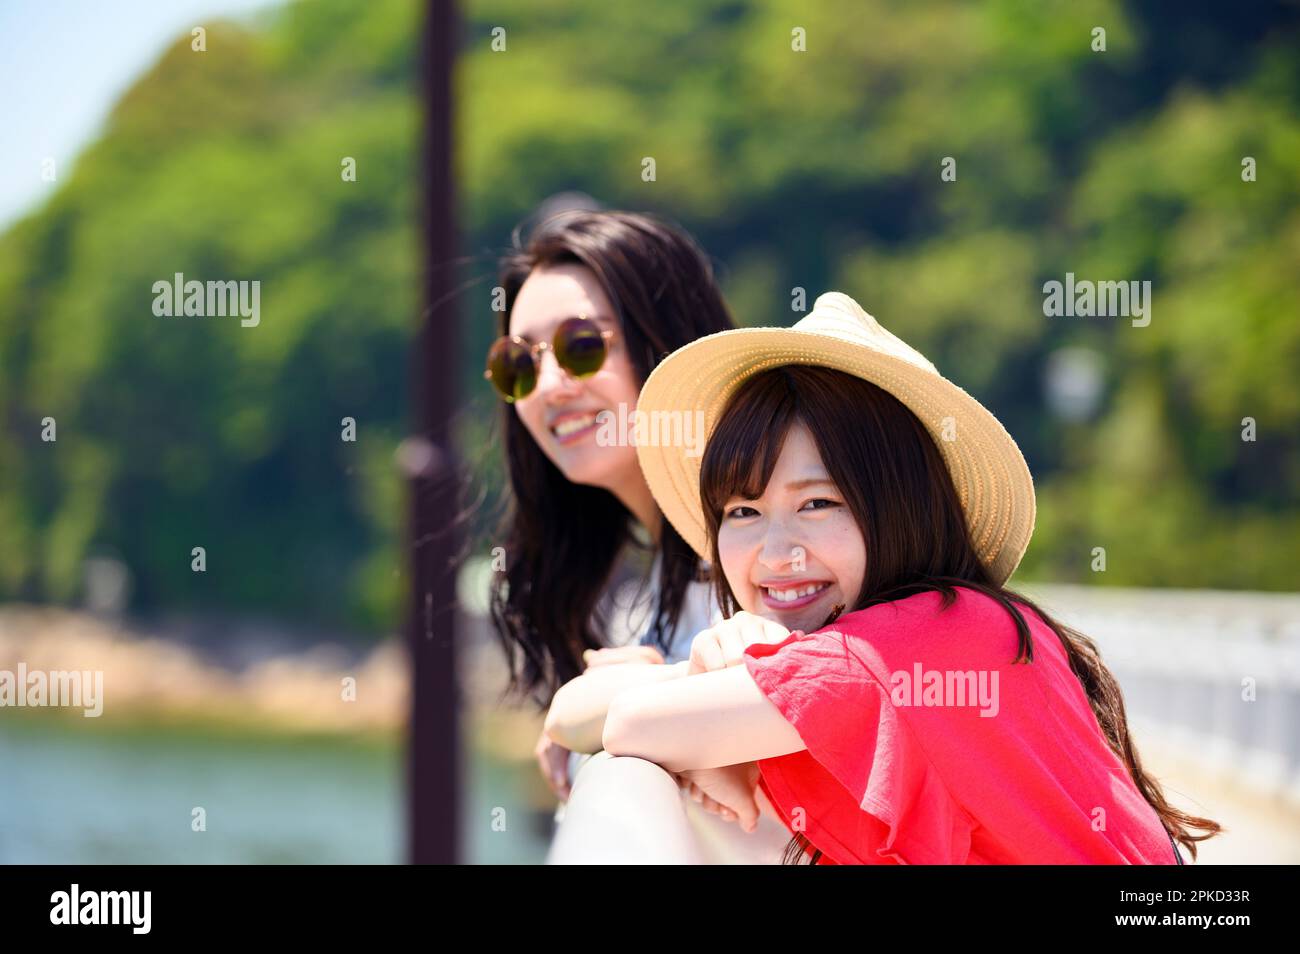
[549,412,600,443]
[761,582,831,608]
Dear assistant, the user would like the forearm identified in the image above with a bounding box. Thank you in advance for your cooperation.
[544,660,691,752]
[603,665,806,771]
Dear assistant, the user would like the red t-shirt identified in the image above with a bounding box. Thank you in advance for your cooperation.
[743,586,1177,865]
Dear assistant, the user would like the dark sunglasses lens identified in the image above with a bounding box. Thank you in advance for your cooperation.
[487,338,536,401]
[554,317,607,378]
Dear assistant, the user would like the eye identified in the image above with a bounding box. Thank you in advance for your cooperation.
[800,498,840,512]
[725,504,759,520]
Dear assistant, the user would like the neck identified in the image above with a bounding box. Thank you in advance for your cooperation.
[610,471,662,546]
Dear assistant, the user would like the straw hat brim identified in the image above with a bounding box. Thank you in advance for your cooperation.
[635,327,1036,585]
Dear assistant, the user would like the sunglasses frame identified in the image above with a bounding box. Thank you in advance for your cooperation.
[484,314,615,403]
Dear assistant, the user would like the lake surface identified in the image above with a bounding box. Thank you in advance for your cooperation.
[0,716,548,864]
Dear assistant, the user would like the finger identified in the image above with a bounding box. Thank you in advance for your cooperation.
[550,751,571,800]
[540,746,569,799]
[735,612,784,646]
[537,750,562,797]
[762,620,792,643]
[741,615,772,646]
[704,798,740,825]
[583,648,620,667]
[590,645,667,666]
[696,635,727,673]
[721,627,748,667]
[701,795,725,816]
[735,793,760,833]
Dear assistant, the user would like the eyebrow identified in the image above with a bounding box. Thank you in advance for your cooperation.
[513,312,613,342]
[784,477,836,492]
[731,477,835,501]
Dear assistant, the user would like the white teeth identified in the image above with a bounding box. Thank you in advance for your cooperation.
[765,583,827,602]
[553,414,596,437]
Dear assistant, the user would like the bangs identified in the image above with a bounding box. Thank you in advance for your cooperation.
[699,371,802,521]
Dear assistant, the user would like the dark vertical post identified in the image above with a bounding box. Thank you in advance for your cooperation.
[408,0,460,865]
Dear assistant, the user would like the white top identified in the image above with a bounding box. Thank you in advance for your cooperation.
[554,566,789,863]
[605,553,720,663]
[560,554,720,790]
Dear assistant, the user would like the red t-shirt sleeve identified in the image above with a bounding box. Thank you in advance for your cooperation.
[744,628,976,865]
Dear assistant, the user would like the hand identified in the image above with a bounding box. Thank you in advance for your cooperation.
[687,612,792,675]
[583,645,665,668]
[676,763,761,832]
[534,726,572,801]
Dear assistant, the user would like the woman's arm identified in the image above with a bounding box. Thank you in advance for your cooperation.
[602,665,806,773]
[543,660,692,752]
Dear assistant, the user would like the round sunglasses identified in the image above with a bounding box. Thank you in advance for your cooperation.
[484,315,614,402]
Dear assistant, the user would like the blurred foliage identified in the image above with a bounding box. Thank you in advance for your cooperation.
[0,0,1296,633]
[0,2,419,628]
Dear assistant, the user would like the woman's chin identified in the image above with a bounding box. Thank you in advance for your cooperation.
[748,593,838,633]
[551,454,622,489]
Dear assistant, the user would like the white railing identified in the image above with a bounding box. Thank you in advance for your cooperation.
[1023,584,1300,805]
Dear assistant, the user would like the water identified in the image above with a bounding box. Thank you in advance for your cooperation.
[0,715,547,864]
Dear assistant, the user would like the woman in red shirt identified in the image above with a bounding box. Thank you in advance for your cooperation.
[602,292,1221,864]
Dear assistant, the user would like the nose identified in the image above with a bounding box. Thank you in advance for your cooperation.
[756,515,801,573]
[531,347,582,404]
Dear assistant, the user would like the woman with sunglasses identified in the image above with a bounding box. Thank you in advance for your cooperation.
[485,209,738,804]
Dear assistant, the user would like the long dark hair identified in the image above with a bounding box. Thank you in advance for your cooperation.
[699,365,1222,864]
[489,210,734,704]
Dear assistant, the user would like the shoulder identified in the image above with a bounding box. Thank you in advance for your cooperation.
[828,584,1006,630]
[819,586,1032,670]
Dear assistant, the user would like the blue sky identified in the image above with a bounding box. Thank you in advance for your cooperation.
[0,0,287,231]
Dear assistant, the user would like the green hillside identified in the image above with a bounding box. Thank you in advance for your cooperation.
[1,0,1296,632]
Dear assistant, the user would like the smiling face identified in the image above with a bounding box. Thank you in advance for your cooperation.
[716,422,867,633]
[506,263,643,491]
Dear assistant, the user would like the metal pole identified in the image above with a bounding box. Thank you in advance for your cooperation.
[406,0,460,865]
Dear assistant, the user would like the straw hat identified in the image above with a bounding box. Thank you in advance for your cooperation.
[635,291,1035,584]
